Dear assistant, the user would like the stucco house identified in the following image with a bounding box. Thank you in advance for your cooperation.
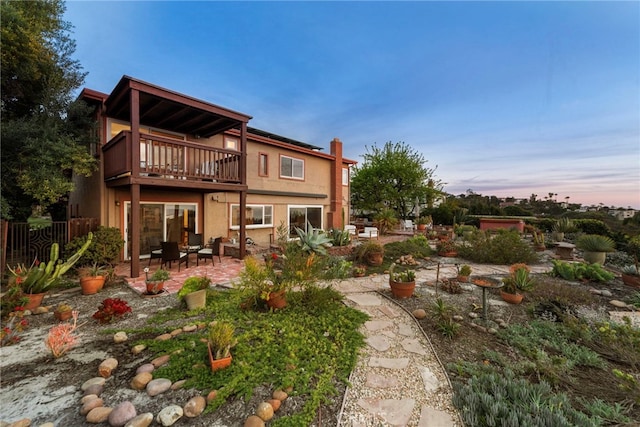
[70,76,355,278]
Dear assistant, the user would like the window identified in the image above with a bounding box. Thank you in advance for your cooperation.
[280,155,304,179]
[342,167,349,186]
[224,136,239,150]
[288,206,322,236]
[259,153,268,176]
[231,205,273,229]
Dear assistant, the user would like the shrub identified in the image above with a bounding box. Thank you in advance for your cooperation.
[576,234,616,252]
[92,298,131,323]
[457,230,538,264]
[453,370,597,426]
[574,219,611,236]
[65,226,124,267]
[327,228,350,247]
[384,235,432,260]
[549,260,615,283]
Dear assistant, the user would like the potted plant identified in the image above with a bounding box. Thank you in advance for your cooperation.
[207,321,237,372]
[416,216,431,231]
[388,263,416,298]
[7,234,94,309]
[177,276,211,309]
[532,229,546,251]
[436,239,458,257]
[353,265,366,277]
[237,257,290,310]
[500,264,534,304]
[457,264,472,282]
[78,263,108,295]
[353,241,385,266]
[144,267,170,295]
[576,234,615,265]
[53,303,73,321]
[552,217,576,242]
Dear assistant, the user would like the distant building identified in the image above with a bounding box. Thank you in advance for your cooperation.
[609,208,637,221]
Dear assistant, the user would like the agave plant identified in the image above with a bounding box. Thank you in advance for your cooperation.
[552,217,577,233]
[576,234,616,253]
[294,221,333,255]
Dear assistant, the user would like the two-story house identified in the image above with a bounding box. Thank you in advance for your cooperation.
[70,76,355,278]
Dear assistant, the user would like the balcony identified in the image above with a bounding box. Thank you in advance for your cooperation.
[102,131,244,191]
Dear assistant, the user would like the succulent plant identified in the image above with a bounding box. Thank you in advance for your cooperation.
[576,234,616,253]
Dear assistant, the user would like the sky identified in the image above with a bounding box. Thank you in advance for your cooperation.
[64,1,640,209]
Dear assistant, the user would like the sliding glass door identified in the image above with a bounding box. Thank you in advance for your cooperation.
[125,202,197,260]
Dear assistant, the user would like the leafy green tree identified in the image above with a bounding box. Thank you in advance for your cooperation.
[1,0,96,220]
[350,142,442,220]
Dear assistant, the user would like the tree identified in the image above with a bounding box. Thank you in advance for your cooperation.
[1,0,96,220]
[350,142,442,220]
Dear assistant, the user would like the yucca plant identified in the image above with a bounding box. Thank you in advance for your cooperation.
[553,217,577,233]
[576,234,616,253]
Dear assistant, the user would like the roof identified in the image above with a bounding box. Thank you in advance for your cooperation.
[247,127,322,151]
[102,76,252,138]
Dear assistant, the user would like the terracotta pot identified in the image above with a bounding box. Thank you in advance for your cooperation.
[266,290,287,309]
[367,253,383,266]
[534,245,546,252]
[621,274,640,289]
[457,275,469,283]
[389,280,416,299]
[500,291,524,304]
[24,292,46,310]
[145,281,164,295]
[54,310,72,321]
[80,276,105,295]
[184,289,207,310]
[417,224,426,231]
[583,251,606,265]
[208,342,232,372]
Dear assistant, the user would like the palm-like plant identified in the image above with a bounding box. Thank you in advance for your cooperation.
[576,234,616,253]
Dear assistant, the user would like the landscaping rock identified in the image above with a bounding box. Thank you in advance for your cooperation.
[124,413,153,427]
[80,398,104,415]
[86,407,113,423]
[7,419,30,427]
[39,423,54,427]
[146,378,172,396]
[255,402,274,421]
[156,405,183,426]
[99,358,119,378]
[131,372,153,390]
[170,380,186,390]
[136,363,155,374]
[151,355,170,367]
[182,324,197,332]
[83,384,103,397]
[206,390,217,403]
[81,377,106,391]
[412,309,427,319]
[131,344,146,355]
[244,415,265,427]
[155,333,172,341]
[113,332,128,343]
[108,401,137,427]
[267,399,281,412]
[610,300,628,308]
[272,389,288,401]
[183,396,206,417]
[81,394,99,404]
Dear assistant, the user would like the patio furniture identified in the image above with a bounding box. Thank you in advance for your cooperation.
[148,236,163,266]
[345,224,358,240]
[358,227,379,240]
[198,236,222,266]
[161,241,188,271]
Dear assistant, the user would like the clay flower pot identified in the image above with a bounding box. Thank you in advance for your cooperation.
[184,289,207,310]
[54,310,72,321]
[266,290,287,309]
[208,343,233,372]
[389,280,416,299]
[24,293,46,311]
[80,276,105,295]
[500,291,524,304]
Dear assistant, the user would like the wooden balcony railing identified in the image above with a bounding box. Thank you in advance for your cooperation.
[103,131,242,184]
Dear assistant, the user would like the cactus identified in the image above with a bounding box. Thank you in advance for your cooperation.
[8,232,94,294]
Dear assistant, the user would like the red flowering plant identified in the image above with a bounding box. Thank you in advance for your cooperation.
[92,298,132,324]
[1,315,29,346]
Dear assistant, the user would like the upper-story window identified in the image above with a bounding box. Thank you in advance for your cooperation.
[280,155,304,180]
[259,153,268,177]
[342,167,349,186]
[224,136,239,150]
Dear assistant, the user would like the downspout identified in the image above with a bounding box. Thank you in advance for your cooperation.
[239,121,247,259]
[130,88,141,278]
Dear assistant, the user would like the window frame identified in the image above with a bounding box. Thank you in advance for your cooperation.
[287,205,323,236]
[279,155,304,180]
[230,204,274,230]
[258,152,269,177]
[342,167,349,186]
[224,136,239,151]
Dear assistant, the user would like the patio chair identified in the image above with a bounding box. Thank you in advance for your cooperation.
[147,236,163,266]
[197,236,222,266]
[344,224,358,240]
[161,241,188,271]
[358,227,379,240]
[187,232,203,252]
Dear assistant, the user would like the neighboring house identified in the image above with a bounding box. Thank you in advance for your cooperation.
[609,208,637,221]
[70,76,355,278]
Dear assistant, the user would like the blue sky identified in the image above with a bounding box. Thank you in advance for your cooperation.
[64,1,639,208]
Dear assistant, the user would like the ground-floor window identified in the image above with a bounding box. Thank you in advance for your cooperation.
[288,205,322,236]
[230,204,273,229]
[125,202,197,259]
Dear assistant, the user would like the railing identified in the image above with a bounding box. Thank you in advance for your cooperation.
[2,218,99,272]
[103,131,241,183]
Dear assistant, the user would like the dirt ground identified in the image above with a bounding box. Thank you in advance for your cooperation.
[1,264,639,426]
